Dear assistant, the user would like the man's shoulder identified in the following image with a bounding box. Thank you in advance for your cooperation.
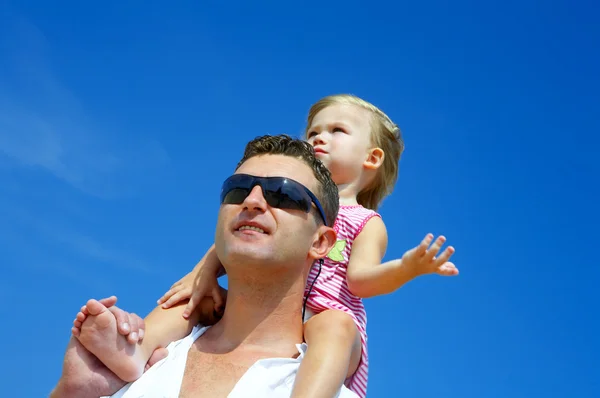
[105,326,360,398]
[166,324,210,350]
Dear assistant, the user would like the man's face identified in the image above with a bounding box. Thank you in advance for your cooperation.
[215,154,325,271]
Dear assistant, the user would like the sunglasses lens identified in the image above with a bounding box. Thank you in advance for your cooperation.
[222,188,250,204]
[264,190,310,212]
[221,174,252,204]
[220,174,318,219]
[264,179,311,212]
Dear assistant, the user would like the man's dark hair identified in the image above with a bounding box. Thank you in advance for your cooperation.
[235,134,339,226]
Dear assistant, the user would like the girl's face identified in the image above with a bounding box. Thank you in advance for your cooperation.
[306,103,373,185]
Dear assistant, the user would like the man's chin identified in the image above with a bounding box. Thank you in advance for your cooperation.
[224,247,274,265]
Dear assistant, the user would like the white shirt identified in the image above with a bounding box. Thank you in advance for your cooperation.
[104,325,359,398]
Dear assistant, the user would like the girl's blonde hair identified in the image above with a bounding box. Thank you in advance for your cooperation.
[305,94,404,211]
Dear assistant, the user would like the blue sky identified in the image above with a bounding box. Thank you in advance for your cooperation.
[1,1,598,396]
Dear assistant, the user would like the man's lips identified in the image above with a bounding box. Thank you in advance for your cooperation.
[233,220,269,234]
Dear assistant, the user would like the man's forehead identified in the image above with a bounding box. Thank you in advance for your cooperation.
[236,155,317,189]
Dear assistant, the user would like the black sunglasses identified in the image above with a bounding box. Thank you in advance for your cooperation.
[220,173,328,226]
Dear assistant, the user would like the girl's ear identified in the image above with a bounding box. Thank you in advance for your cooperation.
[364,147,384,170]
[309,226,337,260]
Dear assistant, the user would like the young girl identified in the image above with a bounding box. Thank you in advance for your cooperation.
[72,94,459,397]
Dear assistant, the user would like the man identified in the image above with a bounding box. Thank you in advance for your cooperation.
[51,134,358,397]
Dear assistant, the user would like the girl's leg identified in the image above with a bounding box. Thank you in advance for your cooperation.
[291,309,362,398]
[74,294,223,382]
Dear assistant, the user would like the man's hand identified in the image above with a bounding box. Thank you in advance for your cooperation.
[51,336,127,398]
[52,299,158,398]
[401,234,459,277]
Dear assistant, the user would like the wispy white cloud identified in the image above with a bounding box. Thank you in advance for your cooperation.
[0,13,163,276]
[0,14,169,199]
[0,200,157,274]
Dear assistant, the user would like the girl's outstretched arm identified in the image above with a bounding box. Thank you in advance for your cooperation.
[346,217,458,298]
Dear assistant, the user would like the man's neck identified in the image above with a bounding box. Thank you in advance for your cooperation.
[203,271,305,356]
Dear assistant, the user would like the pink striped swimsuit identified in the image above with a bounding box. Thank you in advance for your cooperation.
[304,204,380,398]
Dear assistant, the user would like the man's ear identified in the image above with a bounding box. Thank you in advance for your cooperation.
[309,226,337,260]
[364,147,384,171]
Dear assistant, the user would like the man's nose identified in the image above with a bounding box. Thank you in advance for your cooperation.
[242,185,267,211]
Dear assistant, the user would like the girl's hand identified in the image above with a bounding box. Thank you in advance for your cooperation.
[401,234,458,277]
[157,264,225,319]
